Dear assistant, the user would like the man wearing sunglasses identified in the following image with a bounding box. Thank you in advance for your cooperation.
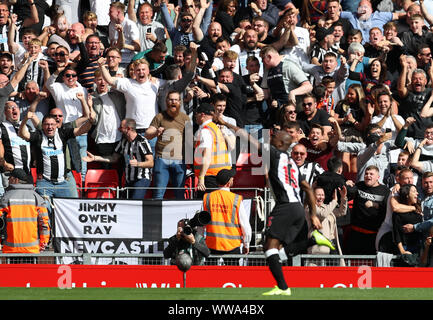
[161,1,212,48]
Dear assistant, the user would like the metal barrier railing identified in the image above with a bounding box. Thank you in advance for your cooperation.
[0,252,402,267]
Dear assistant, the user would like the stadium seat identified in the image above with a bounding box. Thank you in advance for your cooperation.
[236,152,263,168]
[72,170,83,197]
[84,169,119,199]
[232,166,266,199]
[30,167,37,186]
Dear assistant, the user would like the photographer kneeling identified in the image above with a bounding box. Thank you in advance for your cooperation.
[164,218,210,266]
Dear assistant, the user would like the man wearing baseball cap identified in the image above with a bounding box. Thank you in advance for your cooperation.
[194,103,232,199]
[203,168,251,256]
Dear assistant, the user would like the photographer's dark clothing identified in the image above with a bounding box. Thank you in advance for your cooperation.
[163,232,210,266]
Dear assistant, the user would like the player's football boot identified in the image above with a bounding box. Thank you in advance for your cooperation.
[311,230,336,251]
[262,286,292,296]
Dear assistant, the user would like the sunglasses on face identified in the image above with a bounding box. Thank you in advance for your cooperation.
[181,18,192,23]
[64,73,77,78]
[55,52,67,57]
[302,102,313,107]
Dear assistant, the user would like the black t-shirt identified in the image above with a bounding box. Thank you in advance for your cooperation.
[348,182,390,232]
[242,74,266,125]
[297,108,331,137]
[222,82,245,128]
[266,60,288,106]
[399,88,433,139]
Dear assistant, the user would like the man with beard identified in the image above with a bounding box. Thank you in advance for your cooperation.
[127,1,166,52]
[345,165,390,254]
[398,59,433,139]
[296,93,332,138]
[146,90,191,199]
[252,17,276,45]
[230,29,264,77]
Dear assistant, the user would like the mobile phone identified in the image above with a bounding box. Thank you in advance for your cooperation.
[385,128,391,133]
[147,28,152,33]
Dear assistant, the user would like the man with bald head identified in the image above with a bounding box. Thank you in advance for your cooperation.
[0,101,31,188]
[0,55,37,122]
[262,129,327,296]
[197,21,223,70]
[67,22,85,60]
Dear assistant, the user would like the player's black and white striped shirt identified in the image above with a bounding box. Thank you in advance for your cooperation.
[30,127,75,183]
[268,145,302,204]
[0,121,31,172]
[115,134,153,183]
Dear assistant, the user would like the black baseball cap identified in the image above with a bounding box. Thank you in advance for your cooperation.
[196,103,214,115]
[0,52,12,61]
[216,169,235,185]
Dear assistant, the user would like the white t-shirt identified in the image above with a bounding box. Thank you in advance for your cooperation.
[115,77,160,129]
[46,75,87,123]
[371,114,405,141]
[96,93,122,144]
[109,17,140,65]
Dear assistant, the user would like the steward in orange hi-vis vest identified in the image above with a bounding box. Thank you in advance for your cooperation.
[0,183,50,254]
[203,189,244,252]
[194,121,232,177]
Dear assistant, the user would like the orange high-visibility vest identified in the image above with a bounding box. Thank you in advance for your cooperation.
[1,187,50,254]
[194,121,231,177]
[203,189,243,252]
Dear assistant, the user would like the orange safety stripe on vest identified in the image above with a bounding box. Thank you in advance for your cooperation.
[203,190,243,252]
[194,121,232,177]
[2,204,50,254]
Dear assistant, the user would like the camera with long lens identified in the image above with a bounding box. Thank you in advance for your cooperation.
[182,210,211,235]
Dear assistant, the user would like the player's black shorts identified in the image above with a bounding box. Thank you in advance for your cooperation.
[265,202,307,246]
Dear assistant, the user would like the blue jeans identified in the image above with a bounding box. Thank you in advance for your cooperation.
[244,124,263,141]
[36,175,77,220]
[75,134,88,181]
[126,178,151,199]
[153,157,186,199]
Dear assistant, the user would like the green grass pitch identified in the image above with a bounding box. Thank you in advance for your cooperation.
[0,287,433,300]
